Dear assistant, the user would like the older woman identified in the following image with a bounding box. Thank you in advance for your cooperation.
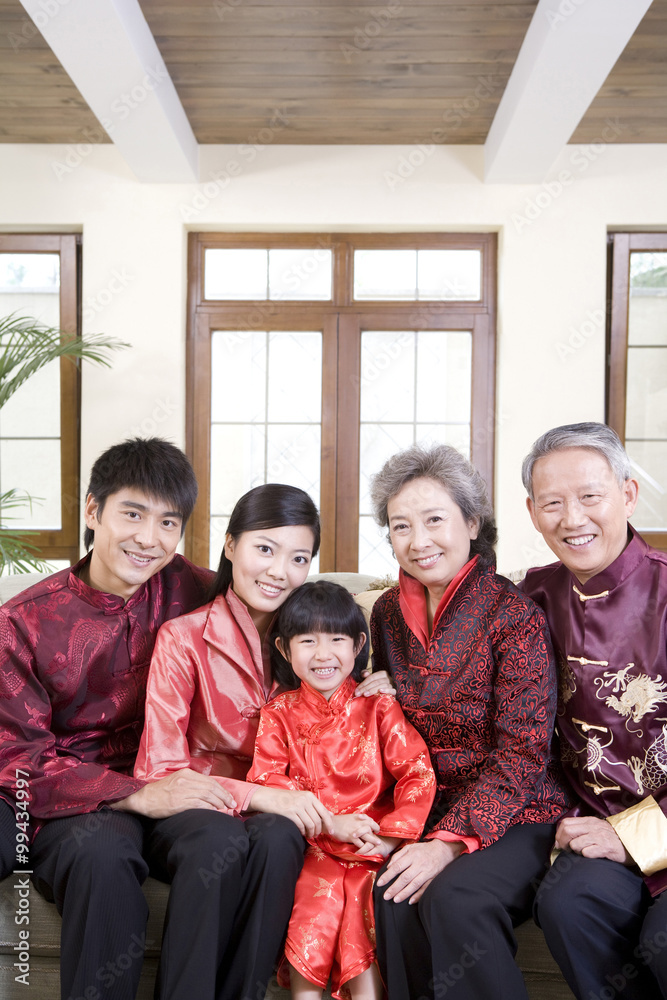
[369,444,570,1000]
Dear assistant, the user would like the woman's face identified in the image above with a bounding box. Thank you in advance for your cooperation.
[224,524,315,625]
[387,477,479,601]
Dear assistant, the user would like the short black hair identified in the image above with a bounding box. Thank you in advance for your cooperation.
[271,580,369,690]
[84,438,198,550]
[208,483,321,601]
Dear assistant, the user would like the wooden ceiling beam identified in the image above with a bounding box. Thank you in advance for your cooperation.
[484,0,654,183]
[18,0,198,182]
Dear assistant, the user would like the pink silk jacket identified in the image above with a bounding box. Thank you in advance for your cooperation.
[135,588,279,812]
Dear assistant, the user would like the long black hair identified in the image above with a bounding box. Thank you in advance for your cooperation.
[272,580,369,690]
[207,483,321,602]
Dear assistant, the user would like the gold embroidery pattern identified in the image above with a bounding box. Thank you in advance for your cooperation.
[594,664,667,736]
[628,725,667,795]
[570,718,622,795]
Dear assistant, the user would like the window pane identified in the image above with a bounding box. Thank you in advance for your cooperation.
[416,331,472,423]
[266,424,321,502]
[210,424,266,516]
[626,347,667,441]
[628,441,667,532]
[211,330,267,423]
[267,332,322,422]
[204,249,268,300]
[417,250,481,300]
[628,253,667,347]
[354,250,417,300]
[0,252,63,534]
[358,514,397,581]
[0,438,61,529]
[360,332,415,422]
[359,423,414,517]
[268,249,332,300]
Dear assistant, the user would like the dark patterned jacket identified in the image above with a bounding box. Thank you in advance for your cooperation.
[370,557,570,848]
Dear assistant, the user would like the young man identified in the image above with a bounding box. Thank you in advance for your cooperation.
[522,422,667,1000]
[0,438,304,1000]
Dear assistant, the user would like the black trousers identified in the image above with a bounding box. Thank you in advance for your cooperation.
[373,823,557,1000]
[534,852,667,1000]
[0,798,16,879]
[31,808,304,1000]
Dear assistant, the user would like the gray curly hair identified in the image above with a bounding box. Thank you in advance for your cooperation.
[370,443,497,565]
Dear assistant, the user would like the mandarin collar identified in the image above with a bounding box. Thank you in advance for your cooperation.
[398,555,479,648]
[567,525,647,596]
[298,675,357,713]
[67,554,150,614]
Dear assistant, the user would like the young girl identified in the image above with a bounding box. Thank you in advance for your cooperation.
[247,581,436,1000]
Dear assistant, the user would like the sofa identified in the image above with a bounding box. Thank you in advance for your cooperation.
[0,570,574,999]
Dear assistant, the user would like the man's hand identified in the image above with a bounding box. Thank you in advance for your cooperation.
[556,816,631,864]
[355,669,395,698]
[330,812,381,847]
[376,838,463,905]
[112,769,236,819]
[247,785,334,838]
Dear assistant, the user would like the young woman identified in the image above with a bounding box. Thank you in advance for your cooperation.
[248,581,435,1000]
[135,484,331,1000]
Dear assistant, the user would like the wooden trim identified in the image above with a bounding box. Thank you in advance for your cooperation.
[607,233,630,438]
[336,314,362,571]
[319,315,339,571]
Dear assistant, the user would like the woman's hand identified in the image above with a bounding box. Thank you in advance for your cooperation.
[355,834,402,859]
[376,838,464,905]
[354,669,396,698]
[113,768,237,818]
[330,812,380,847]
[247,785,334,838]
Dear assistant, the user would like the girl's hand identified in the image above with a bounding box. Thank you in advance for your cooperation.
[248,786,334,838]
[354,670,396,698]
[330,812,380,847]
[355,834,402,859]
[376,839,463,904]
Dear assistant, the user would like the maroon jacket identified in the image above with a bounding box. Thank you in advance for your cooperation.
[523,527,667,895]
[0,555,212,819]
[370,557,570,848]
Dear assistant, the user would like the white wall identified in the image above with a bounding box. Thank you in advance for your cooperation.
[1,139,666,571]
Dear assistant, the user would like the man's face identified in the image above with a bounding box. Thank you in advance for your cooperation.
[84,487,183,600]
[527,447,638,585]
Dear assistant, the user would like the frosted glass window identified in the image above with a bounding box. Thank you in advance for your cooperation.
[268,249,332,300]
[354,249,482,301]
[358,515,398,581]
[205,249,268,300]
[354,250,417,300]
[0,253,59,292]
[417,250,481,300]
[209,330,322,569]
[626,252,667,531]
[358,330,472,573]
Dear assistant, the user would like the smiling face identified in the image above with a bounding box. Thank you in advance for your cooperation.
[84,488,183,600]
[387,477,479,605]
[278,632,365,700]
[527,447,638,585]
[224,524,315,632]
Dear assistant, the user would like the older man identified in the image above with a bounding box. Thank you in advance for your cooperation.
[522,422,667,1000]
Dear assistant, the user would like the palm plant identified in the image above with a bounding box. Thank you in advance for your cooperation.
[0,312,128,573]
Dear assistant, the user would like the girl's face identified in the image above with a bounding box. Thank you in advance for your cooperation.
[224,525,315,628]
[277,631,366,701]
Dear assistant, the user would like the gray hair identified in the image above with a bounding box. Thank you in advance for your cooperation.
[521,422,631,499]
[370,443,497,565]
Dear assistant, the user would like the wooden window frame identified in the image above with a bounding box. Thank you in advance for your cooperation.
[608,231,667,551]
[0,233,81,565]
[186,232,497,571]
